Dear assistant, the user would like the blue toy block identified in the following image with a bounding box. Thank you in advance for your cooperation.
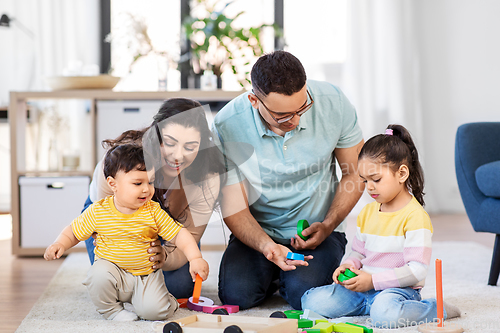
[286,252,305,261]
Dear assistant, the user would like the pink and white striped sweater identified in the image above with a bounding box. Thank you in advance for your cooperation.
[343,196,433,290]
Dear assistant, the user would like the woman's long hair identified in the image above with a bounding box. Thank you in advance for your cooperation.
[101,98,226,222]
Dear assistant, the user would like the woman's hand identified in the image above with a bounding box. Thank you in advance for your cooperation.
[148,240,167,270]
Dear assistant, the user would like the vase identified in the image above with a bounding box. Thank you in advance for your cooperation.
[48,138,60,171]
[156,54,169,91]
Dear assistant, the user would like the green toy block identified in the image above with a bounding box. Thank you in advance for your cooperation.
[338,268,357,283]
[297,219,310,240]
[333,322,363,333]
[343,268,357,278]
[311,322,334,333]
[284,309,303,319]
[345,322,373,333]
[304,330,322,333]
[298,318,314,328]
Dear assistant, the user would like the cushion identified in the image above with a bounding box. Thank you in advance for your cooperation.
[475,160,500,198]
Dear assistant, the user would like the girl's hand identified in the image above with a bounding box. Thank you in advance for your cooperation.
[341,268,373,292]
[333,263,354,284]
[44,242,66,260]
[189,258,209,281]
[148,240,167,270]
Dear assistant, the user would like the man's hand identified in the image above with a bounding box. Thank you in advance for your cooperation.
[341,268,373,292]
[262,242,312,271]
[290,221,333,250]
[44,242,66,260]
[148,240,166,270]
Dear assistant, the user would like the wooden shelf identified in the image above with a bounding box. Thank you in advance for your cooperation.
[10,89,242,256]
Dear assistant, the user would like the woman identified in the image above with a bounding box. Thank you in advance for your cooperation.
[83,98,226,298]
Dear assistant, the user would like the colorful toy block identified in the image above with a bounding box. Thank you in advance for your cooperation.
[286,252,305,261]
[297,219,310,240]
[344,322,373,333]
[310,322,334,333]
[298,318,314,328]
[301,308,328,322]
[333,323,363,333]
[284,309,303,319]
[192,274,203,303]
[338,268,357,283]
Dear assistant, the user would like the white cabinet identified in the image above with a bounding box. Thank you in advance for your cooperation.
[96,100,163,160]
[19,176,89,248]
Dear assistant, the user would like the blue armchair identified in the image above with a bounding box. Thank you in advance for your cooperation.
[455,122,500,286]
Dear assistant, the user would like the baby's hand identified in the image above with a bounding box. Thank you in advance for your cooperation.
[44,243,66,261]
[189,258,209,281]
[333,263,354,284]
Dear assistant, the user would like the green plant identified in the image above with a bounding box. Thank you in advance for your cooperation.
[183,0,283,88]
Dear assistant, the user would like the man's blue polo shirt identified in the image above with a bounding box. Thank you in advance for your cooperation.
[212,80,363,244]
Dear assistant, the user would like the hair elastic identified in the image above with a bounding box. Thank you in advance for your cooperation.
[385,129,393,136]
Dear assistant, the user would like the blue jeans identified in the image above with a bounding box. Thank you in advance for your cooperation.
[218,231,347,310]
[81,195,195,299]
[301,283,444,328]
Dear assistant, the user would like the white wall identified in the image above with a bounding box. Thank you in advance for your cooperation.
[0,0,99,211]
[415,0,500,213]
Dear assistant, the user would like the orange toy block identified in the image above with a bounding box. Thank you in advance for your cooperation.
[192,274,203,303]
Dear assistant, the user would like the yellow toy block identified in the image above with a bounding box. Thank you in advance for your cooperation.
[311,321,335,333]
[333,322,364,333]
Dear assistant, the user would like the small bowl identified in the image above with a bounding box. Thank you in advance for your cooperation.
[46,75,120,90]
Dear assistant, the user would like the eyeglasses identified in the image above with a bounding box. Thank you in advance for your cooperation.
[253,90,314,124]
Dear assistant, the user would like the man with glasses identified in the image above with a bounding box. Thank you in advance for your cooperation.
[212,51,365,310]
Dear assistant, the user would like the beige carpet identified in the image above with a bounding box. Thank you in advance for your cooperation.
[16,242,500,332]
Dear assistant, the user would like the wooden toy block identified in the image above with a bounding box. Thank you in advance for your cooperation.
[177,298,189,308]
[301,309,327,321]
[202,304,240,314]
[298,318,314,328]
[344,322,373,333]
[286,252,304,261]
[283,310,303,319]
[187,296,239,314]
[333,323,363,333]
[297,219,310,240]
[310,321,334,333]
[167,313,298,332]
[192,274,203,303]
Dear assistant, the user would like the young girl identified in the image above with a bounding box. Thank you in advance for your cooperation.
[301,124,460,328]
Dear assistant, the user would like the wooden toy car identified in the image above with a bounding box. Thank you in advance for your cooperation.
[162,313,297,333]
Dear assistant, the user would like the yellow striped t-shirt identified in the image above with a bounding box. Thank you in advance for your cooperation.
[72,196,182,275]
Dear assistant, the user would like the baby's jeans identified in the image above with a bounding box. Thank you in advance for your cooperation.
[83,259,178,320]
[301,284,444,328]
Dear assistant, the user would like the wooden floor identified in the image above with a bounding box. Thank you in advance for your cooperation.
[0,213,496,333]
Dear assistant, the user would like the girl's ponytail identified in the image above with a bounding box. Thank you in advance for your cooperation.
[386,125,425,206]
[359,124,425,206]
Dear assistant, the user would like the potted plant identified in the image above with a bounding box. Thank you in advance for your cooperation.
[182,0,283,89]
